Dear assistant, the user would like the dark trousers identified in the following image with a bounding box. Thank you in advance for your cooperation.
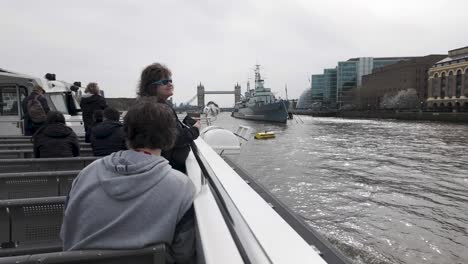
[24,121,43,136]
[84,126,91,143]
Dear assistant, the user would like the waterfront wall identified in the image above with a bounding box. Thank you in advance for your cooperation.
[292,110,468,123]
[338,111,468,123]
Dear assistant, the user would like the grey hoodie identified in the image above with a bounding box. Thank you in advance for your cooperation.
[61,150,196,263]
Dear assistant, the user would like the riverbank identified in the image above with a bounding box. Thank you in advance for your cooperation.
[292,110,468,123]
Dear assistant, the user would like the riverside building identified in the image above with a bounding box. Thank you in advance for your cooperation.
[427,46,468,111]
[311,73,325,106]
[336,57,414,109]
[311,68,337,108]
[360,55,446,110]
[309,57,414,109]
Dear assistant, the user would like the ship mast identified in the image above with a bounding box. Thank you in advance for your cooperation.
[254,64,264,91]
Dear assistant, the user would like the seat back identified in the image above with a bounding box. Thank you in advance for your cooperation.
[0,157,99,173]
[0,207,9,247]
[0,149,94,159]
[0,143,91,151]
[0,171,80,199]
[0,143,36,151]
[8,197,65,247]
[0,173,56,199]
[0,197,65,257]
[0,138,86,144]
[0,244,166,264]
[33,244,166,264]
[0,136,84,140]
[0,150,33,159]
[0,254,29,264]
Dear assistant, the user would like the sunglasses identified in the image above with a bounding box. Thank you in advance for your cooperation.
[151,79,173,86]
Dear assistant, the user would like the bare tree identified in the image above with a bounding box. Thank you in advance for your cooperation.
[380,88,420,109]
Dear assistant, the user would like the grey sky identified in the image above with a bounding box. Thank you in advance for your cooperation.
[1,0,467,106]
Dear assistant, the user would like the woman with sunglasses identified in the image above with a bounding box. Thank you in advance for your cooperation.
[138,63,201,173]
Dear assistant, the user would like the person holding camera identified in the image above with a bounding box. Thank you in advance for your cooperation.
[138,63,201,173]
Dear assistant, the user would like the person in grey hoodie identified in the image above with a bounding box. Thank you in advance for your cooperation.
[61,99,196,264]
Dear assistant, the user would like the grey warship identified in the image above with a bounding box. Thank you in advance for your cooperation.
[232,65,289,123]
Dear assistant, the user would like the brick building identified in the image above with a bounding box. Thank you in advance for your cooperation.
[360,55,446,110]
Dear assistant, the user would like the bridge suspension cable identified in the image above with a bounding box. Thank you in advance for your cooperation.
[185,94,197,105]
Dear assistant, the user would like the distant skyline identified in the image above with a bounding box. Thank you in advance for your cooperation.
[1,0,467,106]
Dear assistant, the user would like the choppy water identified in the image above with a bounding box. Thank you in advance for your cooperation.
[209,113,468,264]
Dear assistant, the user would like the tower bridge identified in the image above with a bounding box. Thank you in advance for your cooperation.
[197,83,241,109]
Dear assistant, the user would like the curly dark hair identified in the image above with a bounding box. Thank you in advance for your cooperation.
[123,98,176,151]
[137,63,172,97]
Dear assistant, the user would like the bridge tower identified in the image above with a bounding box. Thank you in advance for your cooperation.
[234,83,241,103]
[197,83,205,109]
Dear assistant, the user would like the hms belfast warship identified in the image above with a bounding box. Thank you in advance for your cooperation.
[232,65,289,123]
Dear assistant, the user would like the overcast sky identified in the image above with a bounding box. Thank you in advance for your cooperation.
[2,0,467,106]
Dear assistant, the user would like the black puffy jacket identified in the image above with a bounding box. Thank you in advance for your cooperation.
[161,106,199,173]
[80,95,107,129]
[90,120,127,156]
[33,124,80,158]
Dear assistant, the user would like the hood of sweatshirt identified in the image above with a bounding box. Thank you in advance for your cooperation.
[93,121,122,139]
[43,123,73,138]
[99,150,172,200]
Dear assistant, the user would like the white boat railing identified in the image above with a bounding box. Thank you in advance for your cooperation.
[187,138,328,263]
[186,150,244,263]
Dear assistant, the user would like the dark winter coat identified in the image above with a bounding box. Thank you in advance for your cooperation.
[90,120,127,156]
[80,94,107,129]
[161,106,199,173]
[33,123,80,158]
[22,91,50,135]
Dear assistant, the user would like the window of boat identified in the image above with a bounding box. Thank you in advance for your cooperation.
[65,92,80,115]
[0,86,19,116]
[48,92,69,115]
[73,93,81,111]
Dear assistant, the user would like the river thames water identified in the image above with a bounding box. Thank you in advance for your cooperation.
[208,113,468,264]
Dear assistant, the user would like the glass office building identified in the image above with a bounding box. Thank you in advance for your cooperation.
[311,74,325,105]
[336,57,414,109]
[337,60,358,108]
[324,68,337,106]
[310,68,338,107]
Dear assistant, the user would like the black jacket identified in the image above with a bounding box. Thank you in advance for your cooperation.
[161,107,200,172]
[90,120,127,156]
[33,123,80,158]
[80,94,107,129]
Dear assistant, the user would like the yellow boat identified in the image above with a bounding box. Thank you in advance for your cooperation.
[254,131,275,139]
